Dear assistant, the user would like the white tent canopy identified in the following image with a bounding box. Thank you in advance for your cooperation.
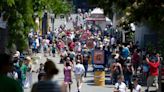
[105,17,111,22]
[91,8,104,14]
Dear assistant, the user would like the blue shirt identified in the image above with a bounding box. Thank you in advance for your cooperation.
[121,47,129,59]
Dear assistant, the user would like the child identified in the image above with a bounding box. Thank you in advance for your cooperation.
[64,62,72,92]
[37,63,45,81]
[51,43,56,57]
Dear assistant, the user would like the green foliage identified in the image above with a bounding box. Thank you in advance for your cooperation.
[89,0,164,30]
[89,0,164,56]
[0,0,71,52]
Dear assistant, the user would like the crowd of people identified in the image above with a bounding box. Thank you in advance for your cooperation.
[28,11,161,92]
[0,10,161,92]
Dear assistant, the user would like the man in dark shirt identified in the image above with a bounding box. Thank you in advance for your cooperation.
[83,50,89,77]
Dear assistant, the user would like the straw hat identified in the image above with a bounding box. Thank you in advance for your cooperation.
[25,56,32,61]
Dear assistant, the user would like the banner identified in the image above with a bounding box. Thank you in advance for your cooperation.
[94,50,104,64]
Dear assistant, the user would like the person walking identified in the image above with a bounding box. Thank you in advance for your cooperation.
[37,63,46,81]
[82,50,89,77]
[132,49,140,73]
[31,59,65,92]
[145,53,160,92]
[51,43,56,57]
[74,60,85,92]
[114,75,127,92]
[0,53,23,92]
[21,58,28,88]
[24,56,33,88]
[132,78,142,92]
[64,61,72,92]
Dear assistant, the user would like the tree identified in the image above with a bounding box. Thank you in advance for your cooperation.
[0,0,71,52]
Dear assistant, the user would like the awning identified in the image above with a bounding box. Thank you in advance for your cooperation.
[86,18,106,21]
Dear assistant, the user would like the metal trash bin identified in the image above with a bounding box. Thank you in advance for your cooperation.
[94,71,105,86]
[93,65,105,86]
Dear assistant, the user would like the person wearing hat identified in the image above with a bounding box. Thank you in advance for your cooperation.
[31,59,65,92]
[0,53,23,92]
[22,56,32,88]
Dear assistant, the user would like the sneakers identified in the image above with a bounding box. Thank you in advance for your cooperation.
[145,89,148,92]
[77,89,80,92]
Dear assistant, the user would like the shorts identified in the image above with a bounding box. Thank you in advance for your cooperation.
[52,50,55,54]
[147,75,158,87]
[75,74,84,83]
[43,46,47,52]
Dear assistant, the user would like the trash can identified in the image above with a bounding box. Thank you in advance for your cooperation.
[93,65,105,86]
[94,71,105,86]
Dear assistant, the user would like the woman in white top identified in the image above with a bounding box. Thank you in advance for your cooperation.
[114,75,126,92]
[133,78,142,92]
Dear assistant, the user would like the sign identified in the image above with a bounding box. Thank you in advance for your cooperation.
[94,50,104,64]
[86,39,94,49]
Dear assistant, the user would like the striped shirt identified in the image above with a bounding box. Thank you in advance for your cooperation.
[32,80,61,92]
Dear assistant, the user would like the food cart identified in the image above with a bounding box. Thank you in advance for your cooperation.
[85,8,112,30]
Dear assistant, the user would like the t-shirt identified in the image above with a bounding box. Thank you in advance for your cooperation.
[69,52,75,59]
[148,61,159,76]
[21,64,27,80]
[0,75,23,92]
[115,82,126,92]
[133,85,142,92]
[122,47,130,59]
[83,53,89,65]
[74,64,85,75]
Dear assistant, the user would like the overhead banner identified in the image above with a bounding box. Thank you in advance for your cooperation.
[94,50,104,64]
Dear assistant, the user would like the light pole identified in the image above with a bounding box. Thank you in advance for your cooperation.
[42,12,48,36]
[0,12,8,53]
[51,14,55,32]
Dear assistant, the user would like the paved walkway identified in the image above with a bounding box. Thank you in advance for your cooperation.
[24,53,156,92]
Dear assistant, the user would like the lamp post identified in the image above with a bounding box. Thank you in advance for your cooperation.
[51,14,55,32]
[42,12,48,36]
[0,12,8,53]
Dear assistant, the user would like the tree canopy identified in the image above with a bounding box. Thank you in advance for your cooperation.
[0,0,71,52]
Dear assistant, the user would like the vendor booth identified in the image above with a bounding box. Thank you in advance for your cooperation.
[86,8,112,30]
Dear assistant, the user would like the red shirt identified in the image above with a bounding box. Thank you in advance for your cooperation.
[66,31,71,36]
[69,42,75,51]
[132,52,139,64]
[148,61,160,76]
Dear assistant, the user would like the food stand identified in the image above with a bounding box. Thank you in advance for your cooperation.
[85,8,112,30]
